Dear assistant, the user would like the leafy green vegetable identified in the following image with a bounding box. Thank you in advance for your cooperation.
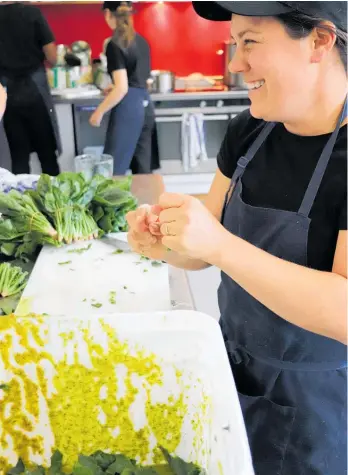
[7,450,204,475]
[159,448,203,475]
[29,173,99,244]
[0,190,57,239]
[0,173,138,262]
[90,176,137,234]
[0,262,28,297]
[7,458,25,474]
[48,449,64,475]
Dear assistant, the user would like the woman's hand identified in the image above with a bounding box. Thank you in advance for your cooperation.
[158,193,226,263]
[89,109,104,127]
[126,205,167,259]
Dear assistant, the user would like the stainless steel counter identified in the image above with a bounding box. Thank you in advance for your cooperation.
[52,89,249,105]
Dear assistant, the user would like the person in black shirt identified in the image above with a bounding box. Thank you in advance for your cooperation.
[90,1,149,175]
[0,2,61,175]
[127,2,348,474]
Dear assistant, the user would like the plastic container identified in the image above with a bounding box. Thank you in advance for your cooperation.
[74,153,113,180]
[0,311,254,475]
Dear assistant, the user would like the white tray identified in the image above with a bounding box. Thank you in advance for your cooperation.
[0,310,254,475]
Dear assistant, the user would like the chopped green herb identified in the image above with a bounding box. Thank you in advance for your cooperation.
[123,285,128,290]
[91,302,102,309]
[112,249,124,255]
[141,255,150,261]
[109,291,117,305]
[143,269,148,273]
[0,383,10,391]
[68,243,92,255]
[83,298,87,302]
[151,261,162,267]
[58,260,72,266]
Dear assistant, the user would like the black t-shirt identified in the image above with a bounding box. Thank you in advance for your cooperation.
[106,38,142,89]
[218,109,347,272]
[0,3,55,78]
[134,33,151,89]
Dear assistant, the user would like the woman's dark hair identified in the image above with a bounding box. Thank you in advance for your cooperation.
[110,3,135,49]
[276,11,347,72]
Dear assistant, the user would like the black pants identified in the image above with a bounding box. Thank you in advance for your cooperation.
[3,77,59,176]
[131,99,156,175]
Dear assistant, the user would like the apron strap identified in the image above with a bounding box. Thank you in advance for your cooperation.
[231,121,276,184]
[221,121,276,224]
[299,97,348,217]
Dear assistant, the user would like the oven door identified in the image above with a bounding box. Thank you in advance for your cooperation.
[155,108,240,175]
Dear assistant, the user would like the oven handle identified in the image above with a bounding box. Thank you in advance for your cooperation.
[155,114,231,123]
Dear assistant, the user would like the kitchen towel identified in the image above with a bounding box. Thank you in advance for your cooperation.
[181,112,208,171]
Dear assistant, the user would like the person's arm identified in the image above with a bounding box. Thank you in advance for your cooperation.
[0,84,7,121]
[90,42,129,127]
[97,69,128,115]
[43,42,57,67]
[158,193,348,344]
[35,8,56,66]
[127,169,231,270]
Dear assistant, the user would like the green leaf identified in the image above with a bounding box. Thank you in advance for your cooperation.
[90,451,116,470]
[48,450,64,475]
[7,458,25,474]
[0,263,28,297]
[68,244,92,255]
[73,455,104,475]
[105,455,135,474]
[159,448,202,475]
[91,303,102,309]
[0,383,10,391]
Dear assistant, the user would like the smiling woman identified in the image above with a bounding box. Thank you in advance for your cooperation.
[126,3,347,475]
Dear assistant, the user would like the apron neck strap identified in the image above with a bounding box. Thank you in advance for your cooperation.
[231,121,276,184]
[298,96,348,217]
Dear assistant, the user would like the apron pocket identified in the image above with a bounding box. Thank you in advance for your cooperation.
[238,392,296,475]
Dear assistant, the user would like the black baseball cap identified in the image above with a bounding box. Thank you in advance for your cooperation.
[102,1,132,12]
[192,2,347,32]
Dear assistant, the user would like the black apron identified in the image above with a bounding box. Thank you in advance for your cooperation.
[0,121,11,171]
[218,99,347,475]
[1,66,62,156]
[30,66,62,156]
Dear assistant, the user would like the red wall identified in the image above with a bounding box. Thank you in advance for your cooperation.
[38,2,230,76]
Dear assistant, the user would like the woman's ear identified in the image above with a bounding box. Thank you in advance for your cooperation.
[311,21,337,64]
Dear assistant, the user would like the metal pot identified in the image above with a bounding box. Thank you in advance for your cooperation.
[150,70,175,93]
[223,41,246,88]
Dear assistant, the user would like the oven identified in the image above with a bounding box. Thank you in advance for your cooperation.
[153,95,250,175]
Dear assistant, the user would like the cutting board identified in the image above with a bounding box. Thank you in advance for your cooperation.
[16,237,171,316]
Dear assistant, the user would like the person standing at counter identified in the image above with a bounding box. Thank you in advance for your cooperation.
[89,1,148,175]
[0,2,61,175]
[126,1,347,474]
